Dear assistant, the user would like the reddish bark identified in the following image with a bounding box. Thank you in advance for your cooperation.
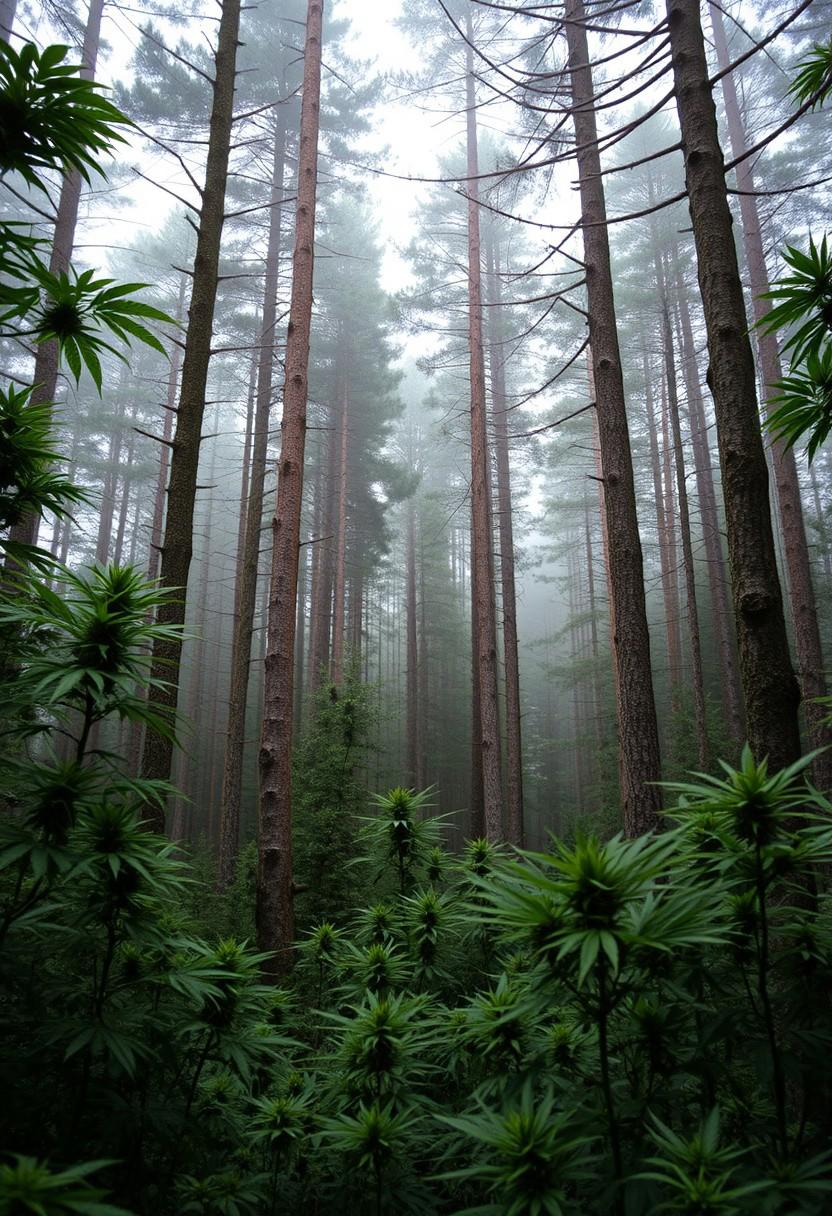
[486,229,524,846]
[709,1,830,788]
[464,12,503,841]
[667,0,800,772]
[257,0,324,975]
[565,0,662,833]
[218,102,288,889]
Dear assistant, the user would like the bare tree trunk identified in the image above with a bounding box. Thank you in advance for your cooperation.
[218,102,288,889]
[294,533,308,734]
[464,11,503,840]
[128,482,143,566]
[330,372,349,683]
[173,416,220,840]
[568,544,584,811]
[257,0,324,975]
[662,303,709,767]
[306,458,324,693]
[672,272,744,746]
[309,426,337,690]
[142,0,243,819]
[809,465,832,583]
[405,501,420,786]
[469,589,485,839]
[6,0,105,555]
[417,546,428,790]
[565,0,662,834]
[113,424,136,566]
[584,491,604,766]
[486,229,524,845]
[709,0,830,788]
[643,343,682,713]
[667,0,800,771]
[95,388,127,565]
[148,276,187,583]
[231,349,259,604]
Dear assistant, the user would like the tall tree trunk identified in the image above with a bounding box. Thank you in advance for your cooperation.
[584,490,604,766]
[95,388,127,565]
[309,427,337,690]
[175,413,220,839]
[147,276,187,583]
[662,302,709,767]
[141,0,243,820]
[568,544,584,811]
[330,371,349,683]
[565,0,662,834]
[257,0,324,975]
[809,465,832,583]
[218,102,288,889]
[666,0,800,771]
[643,343,682,712]
[306,456,324,694]
[405,500,420,786]
[128,482,143,566]
[231,349,259,606]
[709,1,830,788]
[417,546,428,790]
[469,589,485,838]
[464,10,503,841]
[113,424,136,565]
[294,532,308,733]
[486,229,524,845]
[672,271,744,745]
[6,0,105,555]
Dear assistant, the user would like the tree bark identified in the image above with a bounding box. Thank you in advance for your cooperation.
[141,0,242,819]
[330,370,349,683]
[230,349,259,604]
[643,343,682,712]
[113,423,136,566]
[405,500,420,786]
[666,0,801,772]
[95,391,126,566]
[672,271,744,746]
[486,229,524,846]
[257,0,324,976]
[584,490,604,764]
[464,11,503,841]
[709,1,830,788]
[417,545,428,790]
[218,102,288,889]
[565,0,662,834]
[308,424,337,690]
[662,301,709,768]
[147,276,187,583]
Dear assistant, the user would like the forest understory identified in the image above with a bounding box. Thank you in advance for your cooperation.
[3,0,832,1213]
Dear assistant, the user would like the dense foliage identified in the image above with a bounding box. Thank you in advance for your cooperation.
[3,599,832,1214]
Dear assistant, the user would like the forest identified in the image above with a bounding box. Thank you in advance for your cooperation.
[2,0,832,1211]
